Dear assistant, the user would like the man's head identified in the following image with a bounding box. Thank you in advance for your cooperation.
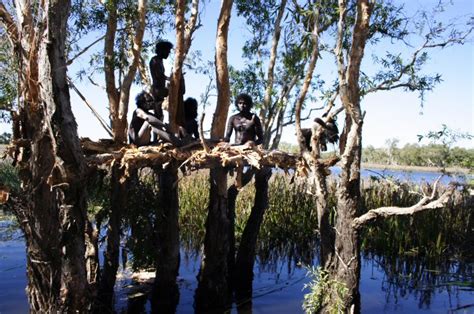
[235,93,253,113]
[136,91,154,110]
[184,97,198,119]
[155,41,173,59]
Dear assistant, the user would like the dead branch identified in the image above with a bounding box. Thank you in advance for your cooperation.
[66,33,107,66]
[68,78,113,137]
[199,112,210,152]
[352,179,456,229]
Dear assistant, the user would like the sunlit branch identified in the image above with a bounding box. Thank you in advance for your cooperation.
[353,177,455,229]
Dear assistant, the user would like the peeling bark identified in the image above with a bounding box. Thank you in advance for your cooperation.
[195,1,234,311]
[316,0,374,312]
[1,0,91,311]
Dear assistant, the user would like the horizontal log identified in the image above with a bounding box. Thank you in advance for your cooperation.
[81,138,338,175]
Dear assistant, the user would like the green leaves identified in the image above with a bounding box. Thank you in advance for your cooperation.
[0,32,17,121]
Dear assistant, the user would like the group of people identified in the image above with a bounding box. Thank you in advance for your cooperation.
[129,40,263,147]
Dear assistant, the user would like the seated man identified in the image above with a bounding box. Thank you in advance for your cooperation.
[224,93,263,145]
[183,97,200,140]
[129,91,180,147]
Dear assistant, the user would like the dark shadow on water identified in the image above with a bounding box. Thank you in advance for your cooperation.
[1,174,473,313]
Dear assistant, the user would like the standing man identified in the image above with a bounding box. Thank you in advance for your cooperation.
[150,40,173,121]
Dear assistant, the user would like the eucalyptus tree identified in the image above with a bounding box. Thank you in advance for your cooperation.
[294,0,473,312]
[71,1,151,309]
[152,0,201,311]
[69,0,202,310]
[195,0,234,312]
[231,0,338,150]
[0,0,92,311]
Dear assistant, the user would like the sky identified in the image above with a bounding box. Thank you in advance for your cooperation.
[1,0,472,149]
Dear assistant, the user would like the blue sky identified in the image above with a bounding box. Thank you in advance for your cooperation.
[2,0,472,149]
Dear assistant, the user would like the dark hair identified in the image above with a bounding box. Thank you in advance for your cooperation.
[184,97,198,119]
[234,93,253,109]
[135,91,153,109]
[155,41,173,54]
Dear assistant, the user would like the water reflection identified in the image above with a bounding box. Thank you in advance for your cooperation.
[1,174,473,314]
[360,255,474,313]
[1,232,473,313]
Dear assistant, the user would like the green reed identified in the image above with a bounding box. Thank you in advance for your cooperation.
[178,172,473,267]
[359,179,473,264]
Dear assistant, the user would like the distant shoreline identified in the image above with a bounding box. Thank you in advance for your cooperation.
[361,163,472,175]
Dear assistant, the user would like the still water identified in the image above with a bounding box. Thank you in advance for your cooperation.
[1,221,473,313]
[1,168,472,313]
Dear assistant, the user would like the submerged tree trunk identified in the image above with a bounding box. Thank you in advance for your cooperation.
[317,0,372,311]
[195,168,231,312]
[234,167,272,305]
[152,165,180,313]
[95,164,128,312]
[311,166,335,268]
[194,0,234,311]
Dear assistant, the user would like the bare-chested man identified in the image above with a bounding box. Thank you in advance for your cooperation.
[224,93,263,145]
[149,40,173,120]
[128,91,181,147]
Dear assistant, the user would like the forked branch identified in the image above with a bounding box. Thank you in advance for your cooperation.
[353,177,456,229]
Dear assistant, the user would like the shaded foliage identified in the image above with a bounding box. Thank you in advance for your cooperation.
[0,31,17,121]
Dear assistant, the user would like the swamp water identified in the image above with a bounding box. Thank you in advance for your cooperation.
[1,235,472,313]
[1,168,473,313]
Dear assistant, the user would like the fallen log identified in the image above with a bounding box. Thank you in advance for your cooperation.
[81,138,340,178]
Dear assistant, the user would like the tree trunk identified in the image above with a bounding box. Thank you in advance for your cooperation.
[168,0,186,133]
[311,167,335,268]
[95,164,128,312]
[2,0,91,311]
[195,168,231,312]
[194,0,234,311]
[234,167,272,305]
[152,165,180,313]
[317,0,373,311]
[104,0,146,143]
[261,0,287,145]
[211,0,233,140]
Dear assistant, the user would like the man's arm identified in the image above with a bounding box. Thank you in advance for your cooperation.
[253,115,264,145]
[224,115,234,142]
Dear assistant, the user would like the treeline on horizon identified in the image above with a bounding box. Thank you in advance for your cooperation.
[362,143,473,169]
[279,141,474,170]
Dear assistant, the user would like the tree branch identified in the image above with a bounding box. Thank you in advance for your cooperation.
[295,5,321,154]
[261,0,287,126]
[119,0,147,119]
[184,0,200,55]
[0,3,19,47]
[68,77,113,137]
[353,178,456,229]
[67,34,107,66]
[365,16,473,95]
